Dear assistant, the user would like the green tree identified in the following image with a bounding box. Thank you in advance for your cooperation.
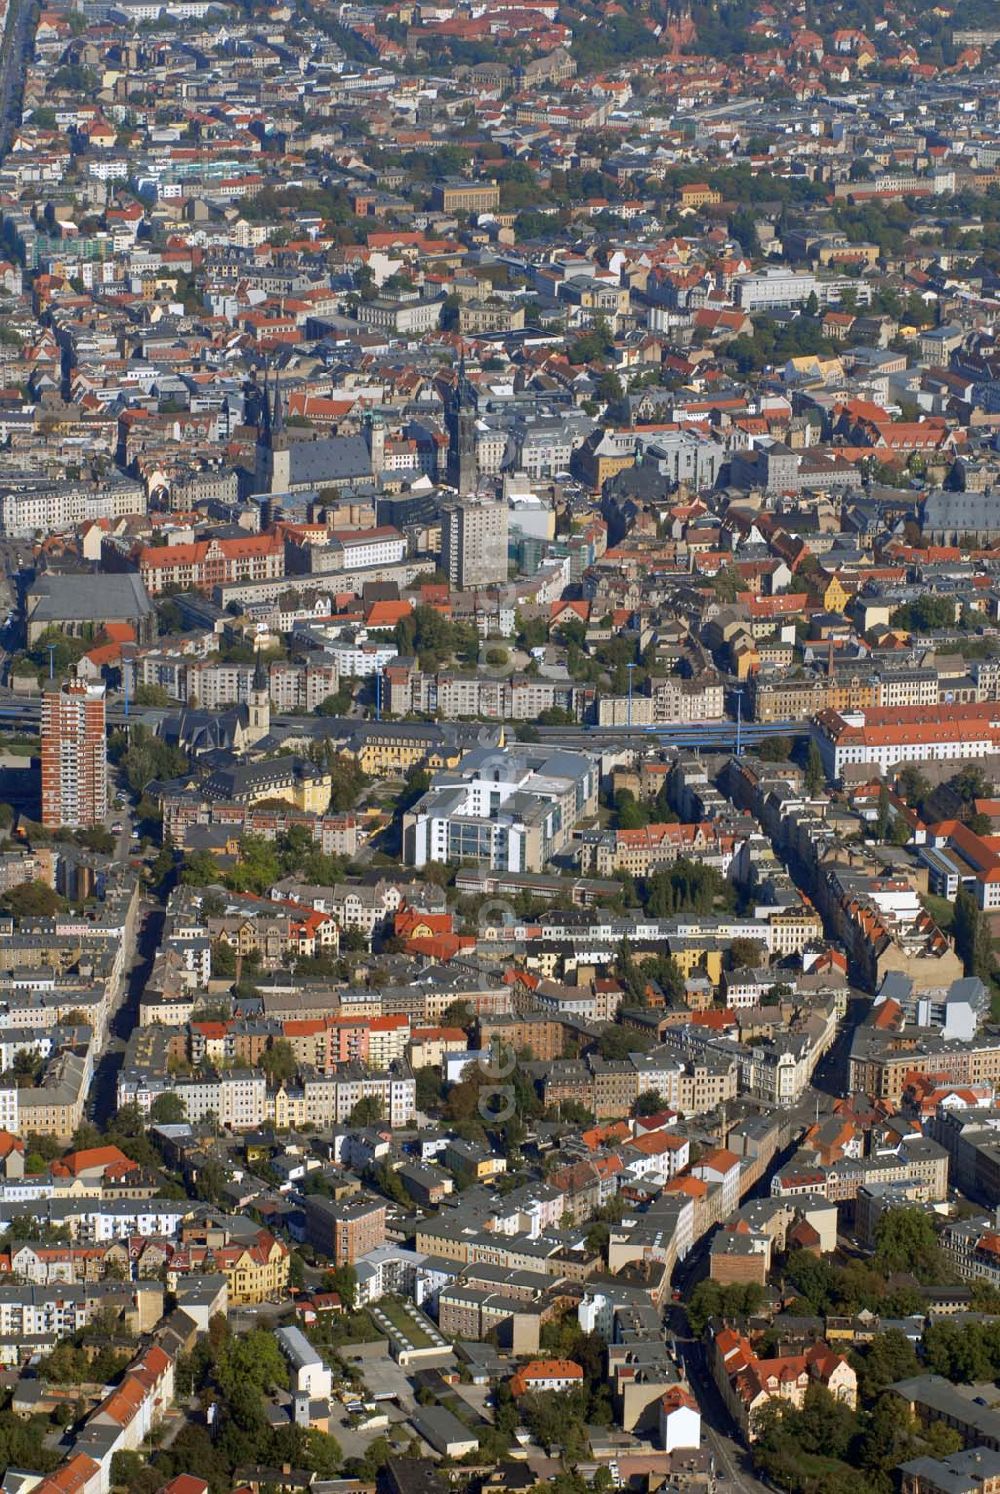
[954,887,994,983]
[784,1249,839,1314]
[923,1421,964,1457]
[322,1263,358,1311]
[211,940,236,976]
[597,1021,652,1060]
[890,595,956,632]
[347,1095,384,1126]
[0,881,64,918]
[614,790,649,830]
[226,834,281,895]
[304,1430,342,1476]
[953,764,989,804]
[326,755,369,812]
[805,740,825,794]
[149,1091,187,1124]
[134,683,172,706]
[415,1067,443,1112]
[643,858,733,917]
[874,1207,944,1281]
[111,724,189,795]
[596,369,623,404]
[897,765,932,811]
[728,937,763,969]
[633,1089,665,1116]
[216,1328,288,1395]
[440,998,472,1027]
[854,1327,919,1399]
[874,781,891,841]
[685,1280,769,1335]
[260,1039,297,1086]
[183,851,226,888]
[859,1394,925,1484]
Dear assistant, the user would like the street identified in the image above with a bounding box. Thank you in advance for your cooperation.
[666,1241,773,1494]
[660,999,866,1493]
[676,1332,771,1494]
[0,0,33,156]
[90,898,163,1128]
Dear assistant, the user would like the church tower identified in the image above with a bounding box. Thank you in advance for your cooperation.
[254,363,291,494]
[254,364,272,492]
[366,411,386,478]
[247,653,270,745]
[447,354,478,498]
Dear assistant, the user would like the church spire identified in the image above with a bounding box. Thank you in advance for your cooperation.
[259,360,271,443]
[457,347,472,407]
[272,370,284,437]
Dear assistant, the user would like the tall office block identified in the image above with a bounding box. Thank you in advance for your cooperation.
[41,680,108,829]
[441,500,509,590]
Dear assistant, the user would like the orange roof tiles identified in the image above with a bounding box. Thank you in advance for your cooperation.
[696,1146,740,1172]
[510,1359,584,1396]
[139,534,282,570]
[32,1455,102,1494]
[51,1145,132,1178]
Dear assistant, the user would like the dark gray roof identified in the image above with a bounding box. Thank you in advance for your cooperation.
[163,706,248,755]
[410,1406,478,1454]
[923,491,1000,531]
[203,754,324,799]
[287,434,372,487]
[28,572,153,622]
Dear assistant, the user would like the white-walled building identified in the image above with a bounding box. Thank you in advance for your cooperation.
[276,1325,333,1399]
[659,1387,701,1454]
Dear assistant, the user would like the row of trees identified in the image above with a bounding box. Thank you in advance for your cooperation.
[612,785,680,831]
[392,604,481,673]
[157,1317,342,1494]
[782,1213,949,1319]
[181,818,361,897]
[108,724,189,798]
[924,1316,1000,1382]
[616,941,686,1006]
[752,1381,961,1494]
[639,857,736,918]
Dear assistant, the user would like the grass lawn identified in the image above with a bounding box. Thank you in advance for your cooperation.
[760,1450,854,1488]
[921,893,955,934]
[311,1309,384,1347]
[374,1298,436,1349]
[792,1452,854,1482]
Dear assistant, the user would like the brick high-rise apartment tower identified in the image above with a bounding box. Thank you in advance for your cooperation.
[41,680,108,829]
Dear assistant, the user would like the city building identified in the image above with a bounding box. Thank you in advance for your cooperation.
[41,681,108,830]
[403,745,598,873]
[303,1196,387,1265]
[441,500,507,588]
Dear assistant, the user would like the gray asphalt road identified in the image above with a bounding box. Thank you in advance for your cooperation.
[673,1331,773,1494]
